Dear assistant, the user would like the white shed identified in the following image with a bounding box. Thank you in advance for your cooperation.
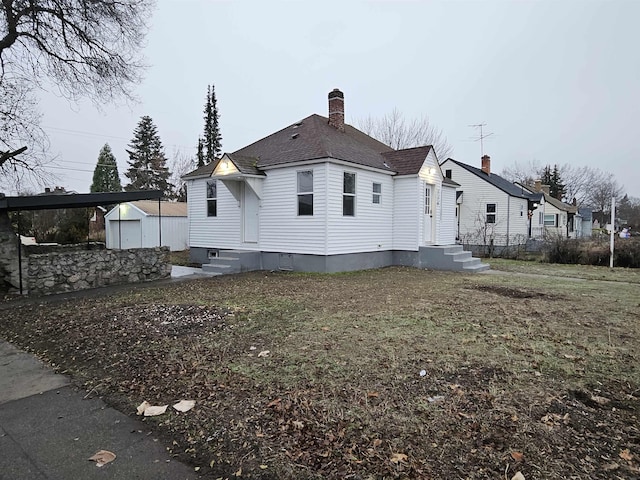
[105,200,188,251]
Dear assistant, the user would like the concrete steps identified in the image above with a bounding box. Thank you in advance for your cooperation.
[201,250,261,275]
[419,245,490,272]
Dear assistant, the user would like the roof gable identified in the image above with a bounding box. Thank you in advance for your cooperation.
[382,146,433,175]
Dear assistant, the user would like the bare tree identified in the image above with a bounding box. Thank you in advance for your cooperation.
[501,159,542,186]
[169,149,195,202]
[501,161,625,208]
[584,172,624,217]
[356,108,453,160]
[0,0,154,183]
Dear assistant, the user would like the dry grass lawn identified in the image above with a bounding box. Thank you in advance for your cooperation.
[1,265,639,479]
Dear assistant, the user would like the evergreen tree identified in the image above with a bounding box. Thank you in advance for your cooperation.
[540,164,566,200]
[196,137,205,168]
[550,165,566,200]
[90,143,122,193]
[124,116,174,198]
[203,84,222,164]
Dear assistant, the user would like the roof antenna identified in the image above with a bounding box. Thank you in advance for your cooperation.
[469,123,493,156]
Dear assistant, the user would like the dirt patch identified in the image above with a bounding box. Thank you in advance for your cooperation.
[471,284,555,299]
[1,268,639,479]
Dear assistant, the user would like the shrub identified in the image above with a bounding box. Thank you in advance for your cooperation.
[542,236,640,268]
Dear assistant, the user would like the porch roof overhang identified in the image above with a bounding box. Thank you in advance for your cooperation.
[0,190,163,212]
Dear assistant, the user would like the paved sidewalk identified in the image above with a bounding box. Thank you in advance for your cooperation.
[0,340,199,480]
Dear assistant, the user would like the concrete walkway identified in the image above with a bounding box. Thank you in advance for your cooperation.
[0,340,199,480]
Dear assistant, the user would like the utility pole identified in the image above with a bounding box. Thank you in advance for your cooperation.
[469,123,494,156]
[610,196,616,268]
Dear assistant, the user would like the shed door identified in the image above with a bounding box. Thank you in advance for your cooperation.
[110,220,141,249]
[243,184,259,243]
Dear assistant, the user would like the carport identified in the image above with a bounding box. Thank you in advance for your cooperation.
[0,190,163,294]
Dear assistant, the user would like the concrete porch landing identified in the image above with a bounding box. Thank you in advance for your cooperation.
[419,245,490,272]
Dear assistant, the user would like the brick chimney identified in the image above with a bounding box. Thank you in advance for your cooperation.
[534,180,542,192]
[481,155,491,174]
[541,185,550,195]
[328,88,345,132]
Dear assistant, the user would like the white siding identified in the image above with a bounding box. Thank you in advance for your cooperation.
[438,185,457,245]
[187,177,243,249]
[151,216,189,251]
[393,177,420,250]
[105,203,188,251]
[441,160,529,246]
[325,163,394,255]
[259,165,327,254]
[543,202,570,238]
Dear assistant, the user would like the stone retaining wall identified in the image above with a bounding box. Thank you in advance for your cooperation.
[27,246,171,295]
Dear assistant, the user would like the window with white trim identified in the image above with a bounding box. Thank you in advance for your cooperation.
[539,211,544,225]
[372,182,381,204]
[544,214,557,226]
[206,180,217,217]
[486,203,496,224]
[297,170,313,216]
[343,172,356,216]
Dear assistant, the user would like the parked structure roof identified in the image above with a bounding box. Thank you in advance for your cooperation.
[0,191,163,212]
[129,200,187,217]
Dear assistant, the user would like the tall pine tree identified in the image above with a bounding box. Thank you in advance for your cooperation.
[90,143,122,192]
[124,116,173,198]
[196,137,205,168]
[203,84,222,164]
[540,164,566,200]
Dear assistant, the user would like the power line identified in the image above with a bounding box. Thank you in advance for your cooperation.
[42,125,198,151]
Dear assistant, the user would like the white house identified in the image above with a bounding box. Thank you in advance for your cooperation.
[182,89,487,273]
[518,182,580,239]
[440,157,542,252]
[105,200,188,251]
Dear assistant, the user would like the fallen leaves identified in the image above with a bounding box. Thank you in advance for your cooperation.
[257,350,270,358]
[88,450,116,467]
[389,452,407,464]
[510,451,524,462]
[619,449,634,462]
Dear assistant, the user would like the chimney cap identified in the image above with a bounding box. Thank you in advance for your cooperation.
[328,88,344,99]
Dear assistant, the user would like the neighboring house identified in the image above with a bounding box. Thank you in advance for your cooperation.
[440,157,542,251]
[519,182,579,238]
[576,207,593,238]
[89,206,107,241]
[105,200,188,251]
[182,89,487,273]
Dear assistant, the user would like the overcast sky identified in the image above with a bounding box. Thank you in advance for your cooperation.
[38,0,639,198]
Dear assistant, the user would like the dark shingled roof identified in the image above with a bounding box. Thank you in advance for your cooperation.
[382,146,433,175]
[227,154,264,175]
[183,114,448,179]
[233,114,394,171]
[181,162,215,179]
[445,158,540,200]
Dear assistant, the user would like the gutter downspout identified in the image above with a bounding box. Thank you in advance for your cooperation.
[506,196,510,248]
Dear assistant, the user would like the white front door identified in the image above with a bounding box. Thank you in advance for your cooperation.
[243,183,259,243]
[424,184,433,244]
